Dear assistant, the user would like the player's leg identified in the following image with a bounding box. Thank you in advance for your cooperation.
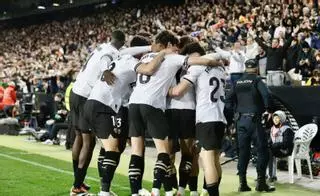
[177,138,193,196]
[99,136,121,195]
[200,149,218,196]
[70,92,88,195]
[75,100,96,191]
[76,132,95,189]
[165,109,179,193]
[128,104,146,196]
[178,109,196,196]
[143,105,172,196]
[188,151,199,196]
[197,122,225,196]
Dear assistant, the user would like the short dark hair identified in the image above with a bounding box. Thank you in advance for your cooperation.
[178,36,194,50]
[111,30,126,42]
[155,30,179,47]
[180,42,205,56]
[130,36,151,47]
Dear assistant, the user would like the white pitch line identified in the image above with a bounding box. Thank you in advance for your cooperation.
[0,152,130,191]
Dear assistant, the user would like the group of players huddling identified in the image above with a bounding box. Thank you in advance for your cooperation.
[69,29,230,196]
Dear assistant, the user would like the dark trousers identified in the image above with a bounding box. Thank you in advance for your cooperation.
[48,122,69,140]
[236,115,269,177]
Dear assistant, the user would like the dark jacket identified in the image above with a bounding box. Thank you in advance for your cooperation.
[221,26,241,43]
[255,36,293,71]
[296,49,316,78]
[271,125,294,158]
[226,73,272,116]
[285,44,300,72]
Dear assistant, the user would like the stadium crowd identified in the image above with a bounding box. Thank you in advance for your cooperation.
[1,0,320,196]
[1,0,320,94]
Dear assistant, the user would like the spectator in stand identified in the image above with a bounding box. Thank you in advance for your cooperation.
[0,82,17,117]
[220,22,241,43]
[285,38,300,72]
[306,68,320,86]
[216,41,246,86]
[245,36,259,60]
[252,27,299,86]
[0,83,5,103]
[296,41,316,79]
[256,46,267,77]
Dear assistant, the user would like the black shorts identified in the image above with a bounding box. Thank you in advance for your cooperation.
[166,109,196,139]
[196,122,226,150]
[84,100,128,139]
[129,104,170,140]
[70,90,90,133]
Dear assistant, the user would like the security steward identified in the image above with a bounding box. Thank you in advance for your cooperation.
[226,59,275,192]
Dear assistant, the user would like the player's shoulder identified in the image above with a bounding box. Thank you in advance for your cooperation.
[188,65,206,73]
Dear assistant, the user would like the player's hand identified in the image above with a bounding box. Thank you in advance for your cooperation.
[219,58,230,66]
[102,70,117,85]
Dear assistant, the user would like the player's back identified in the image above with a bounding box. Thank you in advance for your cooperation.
[168,70,196,110]
[129,52,186,110]
[88,54,138,113]
[73,43,119,98]
[195,66,227,124]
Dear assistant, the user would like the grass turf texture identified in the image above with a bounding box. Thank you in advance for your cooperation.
[0,146,151,196]
[0,135,319,196]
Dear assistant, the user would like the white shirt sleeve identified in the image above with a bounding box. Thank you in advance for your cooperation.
[120,46,152,56]
[183,66,205,85]
[128,58,139,72]
[215,47,231,59]
[202,52,222,60]
[133,53,156,71]
[165,54,187,69]
[99,54,113,72]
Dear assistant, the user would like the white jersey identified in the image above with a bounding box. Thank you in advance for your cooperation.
[88,54,138,113]
[183,65,227,124]
[73,43,120,98]
[129,52,187,111]
[167,69,196,110]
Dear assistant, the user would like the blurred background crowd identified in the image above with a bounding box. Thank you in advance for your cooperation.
[1,0,320,140]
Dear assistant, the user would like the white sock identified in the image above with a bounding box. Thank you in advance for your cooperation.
[190,191,199,196]
[165,190,173,196]
[131,194,139,196]
[178,187,185,195]
[151,188,160,196]
[99,191,110,196]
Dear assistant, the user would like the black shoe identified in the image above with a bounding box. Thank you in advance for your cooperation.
[238,176,251,192]
[256,176,276,192]
[268,176,277,183]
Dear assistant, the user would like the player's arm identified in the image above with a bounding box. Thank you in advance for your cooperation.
[186,56,227,68]
[168,79,193,98]
[99,55,116,85]
[168,66,202,98]
[120,46,152,56]
[135,47,176,75]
